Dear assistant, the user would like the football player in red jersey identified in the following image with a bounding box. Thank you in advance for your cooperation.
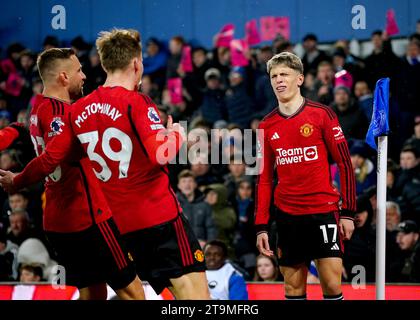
[1,30,209,299]
[254,52,356,300]
[0,48,144,300]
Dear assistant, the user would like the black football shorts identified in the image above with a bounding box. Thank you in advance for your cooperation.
[122,213,206,294]
[274,208,344,267]
[45,217,136,290]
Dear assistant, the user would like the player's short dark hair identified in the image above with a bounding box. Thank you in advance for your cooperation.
[96,29,142,73]
[205,240,228,258]
[37,48,75,82]
[267,52,304,75]
[178,169,195,181]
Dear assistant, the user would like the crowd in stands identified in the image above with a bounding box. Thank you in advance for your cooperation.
[0,21,420,287]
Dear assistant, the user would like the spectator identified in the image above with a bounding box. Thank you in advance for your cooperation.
[204,240,248,300]
[190,155,221,188]
[371,201,404,281]
[6,210,41,246]
[354,80,374,120]
[70,36,91,68]
[42,35,59,51]
[255,46,277,114]
[176,169,217,248]
[83,47,106,95]
[343,196,375,282]
[166,35,184,79]
[395,220,420,282]
[140,74,161,103]
[191,46,212,90]
[204,184,237,255]
[225,67,255,129]
[394,146,420,224]
[143,37,168,90]
[394,40,420,143]
[348,142,376,196]
[198,68,226,126]
[386,201,402,232]
[17,238,57,282]
[0,227,19,280]
[231,178,257,278]
[364,30,401,92]
[307,61,335,105]
[330,86,369,140]
[301,33,330,75]
[253,254,282,282]
[224,155,248,204]
[403,115,420,156]
[19,263,43,283]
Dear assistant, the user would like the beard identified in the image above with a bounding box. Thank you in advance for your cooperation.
[69,84,84,101]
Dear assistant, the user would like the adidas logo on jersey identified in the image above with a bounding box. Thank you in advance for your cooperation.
[271,132,280,140]
[331,243,340,251]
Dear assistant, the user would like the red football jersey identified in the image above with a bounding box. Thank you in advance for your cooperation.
[69,86,181,234]
[19,96,112,232]
[255,99,356,231]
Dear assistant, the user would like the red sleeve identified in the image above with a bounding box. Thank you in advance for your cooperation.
[0,127,19,151]
[130,94,185,165]
[254,121,276,233]
[13,113,78,189]
[322,111,357,218]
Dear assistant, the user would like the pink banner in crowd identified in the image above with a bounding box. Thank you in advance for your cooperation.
[274,17,290,40]
[245,19,261,46]
[215,23,235,48]
[181,45,193,73]
[230,39,249,67]
[167,78,183,104]
[260,16,290,41]
[385,9,399,36]
[260,16,277,41]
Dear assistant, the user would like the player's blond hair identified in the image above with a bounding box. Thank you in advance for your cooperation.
[96,29,142,73]
[37,48,75,82]
[266,52,304,75]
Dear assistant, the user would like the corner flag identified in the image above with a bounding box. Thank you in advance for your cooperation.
[366,78,390,150]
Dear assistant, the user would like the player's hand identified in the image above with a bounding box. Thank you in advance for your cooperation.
[166,115,187,142]
[256,232,274,257]
[0,169,18,193]
[339,218,355,240]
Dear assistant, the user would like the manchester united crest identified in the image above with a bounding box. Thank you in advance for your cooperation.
[194,249,204,262]
[300,123,313,137]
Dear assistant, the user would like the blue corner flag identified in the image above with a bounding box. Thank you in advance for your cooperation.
[366,78,390,150]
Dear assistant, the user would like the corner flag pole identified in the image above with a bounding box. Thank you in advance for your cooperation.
[365,77,390,300]
[375,136,387,300]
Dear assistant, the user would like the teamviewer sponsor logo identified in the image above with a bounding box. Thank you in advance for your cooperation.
[303,146,318,161]
[275,146,318,166]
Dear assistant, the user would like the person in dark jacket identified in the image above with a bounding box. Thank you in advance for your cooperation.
[225,67,255,129]
[395,146,420,225]
[395,220,420,283]
[330,86,369,140]
[198,68,226,126]
[176,170,218,248]
[343,196,375,282]
[301,33,331,75]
